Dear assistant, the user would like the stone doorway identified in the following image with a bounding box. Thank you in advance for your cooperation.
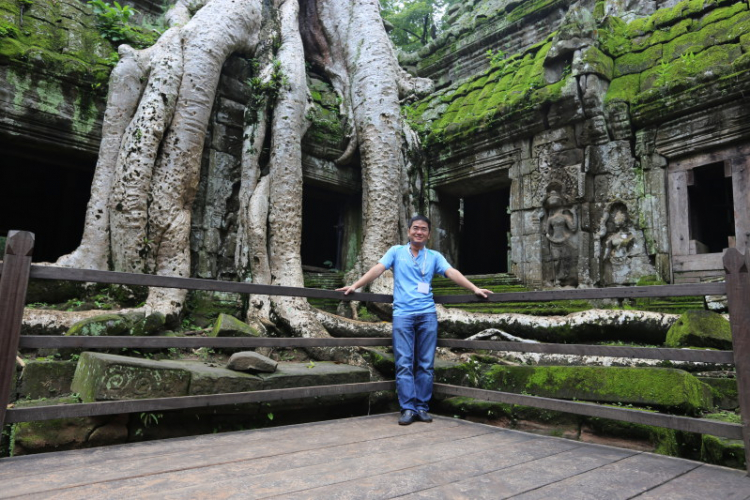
[687,162,736,254]
[458,188,511,274]
[0,148,94,262]
[301,186,347,271]
[667,146,750,282]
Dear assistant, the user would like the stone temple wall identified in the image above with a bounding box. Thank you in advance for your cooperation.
[4,0,750,288]
[408,0,750,287]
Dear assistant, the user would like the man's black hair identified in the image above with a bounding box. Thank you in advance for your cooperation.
[409,215,431,231]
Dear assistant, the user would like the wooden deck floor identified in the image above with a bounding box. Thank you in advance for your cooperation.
[1,413,749,499]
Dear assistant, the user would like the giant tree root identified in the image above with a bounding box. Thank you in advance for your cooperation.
[437,307,679,344]
[316,306,678,345]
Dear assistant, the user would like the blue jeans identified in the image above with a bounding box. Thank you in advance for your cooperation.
[392,312,438,412]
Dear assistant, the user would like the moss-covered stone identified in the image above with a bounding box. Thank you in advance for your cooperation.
[478,365,713,415]
[130,312,166,336]
[209,313,260,338]
[574,45,614,80]
[17,359,77,399]
[10,397,128,456]
[614,44,663,77]
[70,352,192,402]
[701,434,746,468]
[665,310,732,349]
[65,314,130,336]
[699,377,738,410]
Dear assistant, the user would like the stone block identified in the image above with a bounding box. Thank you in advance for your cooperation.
[71,352,191,402]
[259,362,369,391]
[532,126,577,151]
[699,377,738,410]
[227,351,278,373]
[131,312,166,336]
[18,359,77,399]
[210,313,261,337]
[665,310,733,350]
[210,122,243,156]
[166,361,264,395]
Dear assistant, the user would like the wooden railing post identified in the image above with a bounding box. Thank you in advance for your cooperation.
[723,248,750,476]
[0,231,34,430]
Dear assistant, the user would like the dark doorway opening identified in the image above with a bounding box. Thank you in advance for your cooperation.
[688,162,735,253]
[0,152,94,262]
[459,188,511,274]
[301,186,346,270]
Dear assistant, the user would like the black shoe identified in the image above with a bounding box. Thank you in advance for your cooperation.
[398,410,416,425]
[416,410,433,423]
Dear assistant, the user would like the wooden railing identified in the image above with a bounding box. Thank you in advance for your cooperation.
[1,230,749,475]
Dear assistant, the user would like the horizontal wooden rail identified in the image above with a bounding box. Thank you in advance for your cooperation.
[0,263,727,304]
[433,384,744,440]
[23,265,392,303]
[435,282,726,303]
[437,340,735,364]
[16,336,735,364]
[4,381,396,424]
[18,336,393,349]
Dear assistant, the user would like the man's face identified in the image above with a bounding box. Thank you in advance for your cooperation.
[409,221,430,245]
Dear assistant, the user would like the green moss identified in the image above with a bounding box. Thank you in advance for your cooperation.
[438,396,513,419]
[698,1,748,29]
[665,310,733,349]
[577,46,614,79]
[701,434,746,468]
[66,314,130,337]
[614,44,663,77]
[700,378,739,410]
[480,365,712,415]
[605,73,640,103]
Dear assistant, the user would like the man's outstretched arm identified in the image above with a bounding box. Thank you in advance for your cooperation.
[444,268,493,298]
[336,263,387,295]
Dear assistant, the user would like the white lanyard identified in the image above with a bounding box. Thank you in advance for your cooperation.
[407,244,428,279]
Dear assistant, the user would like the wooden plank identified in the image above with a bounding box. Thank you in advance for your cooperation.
[0,231,34,429]
[4,381,395,423]
[400,442,636,500]
[18,336,392,349]
[433,384,744,440]
[673,253,724,273]
[26,265,393,303]
[436,340,734,364]
[723,248,750,475]
[287,432,586,499]
[2,416,476,497]
[634,463,750,499]
[506,452,700,499]
[0,413,427,481]
[731,156,750,253]
[668,170,690,256]
[130,424,544,499]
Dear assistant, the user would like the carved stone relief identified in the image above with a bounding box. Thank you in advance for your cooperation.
[542,184,579,286]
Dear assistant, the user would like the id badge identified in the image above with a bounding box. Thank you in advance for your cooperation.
[417,282,430,294]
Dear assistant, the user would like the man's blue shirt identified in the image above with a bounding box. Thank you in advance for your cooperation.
[379,244,452,317]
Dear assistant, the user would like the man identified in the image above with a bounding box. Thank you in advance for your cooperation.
[337,215,492,425]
